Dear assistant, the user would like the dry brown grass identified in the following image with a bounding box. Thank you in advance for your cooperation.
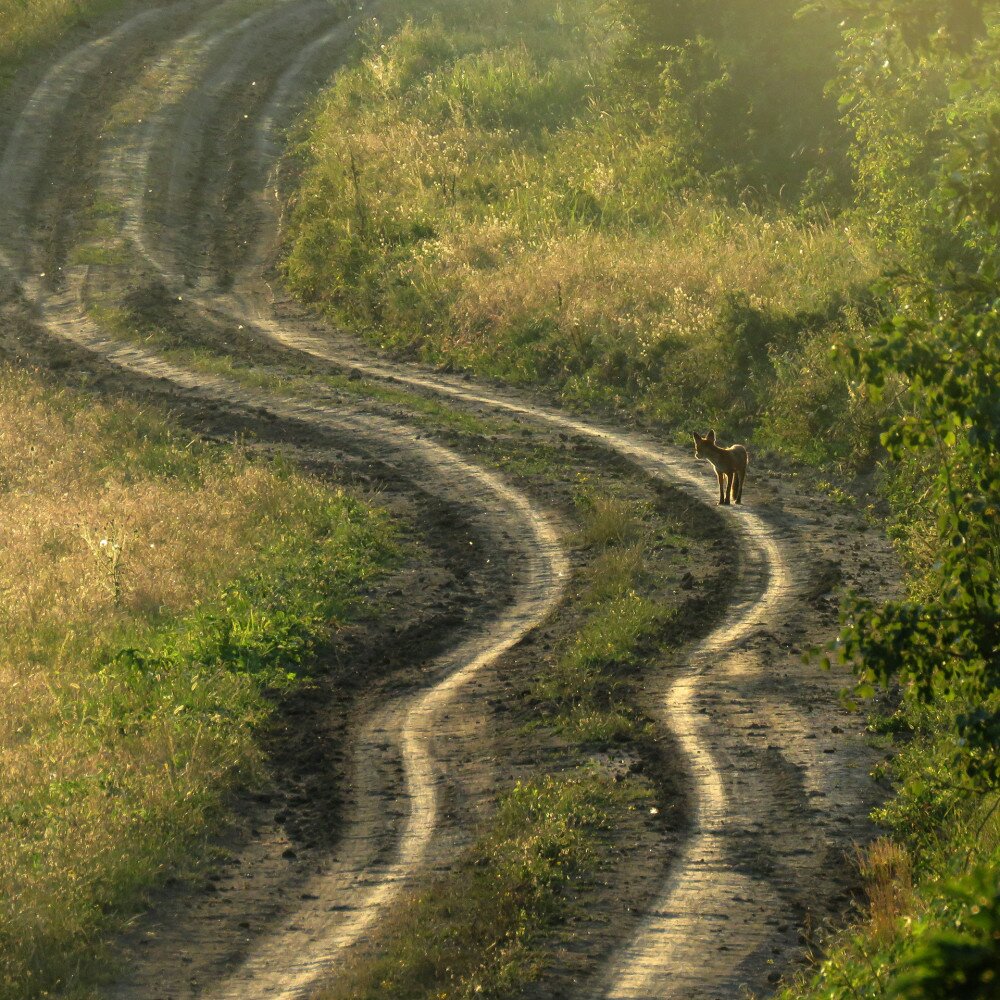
[0,366,391,996]
[857,837,916,943]
[286,0,884,450]
[440,209,877,354]
[0,371,295,639]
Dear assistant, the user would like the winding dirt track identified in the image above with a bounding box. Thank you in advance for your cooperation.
[0,2,887,997]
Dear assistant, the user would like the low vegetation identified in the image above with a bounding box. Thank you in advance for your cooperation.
[316,487,689,999]
[286,0,1000,994]
[0,0,124,88]
[0,367,394,998]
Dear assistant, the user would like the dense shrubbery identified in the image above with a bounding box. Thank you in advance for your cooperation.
[778,2,1000,996]
[608,0,848,198]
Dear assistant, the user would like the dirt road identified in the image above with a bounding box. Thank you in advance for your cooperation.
[0,2,895,996]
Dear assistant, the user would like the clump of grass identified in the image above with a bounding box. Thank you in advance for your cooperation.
[528,491,669,744]
[584,544,647,604]
[0,366,395,998]
[575,492,646,549]
[857,839,915,945]
[535,590,662,744]
[317,770,651,1000]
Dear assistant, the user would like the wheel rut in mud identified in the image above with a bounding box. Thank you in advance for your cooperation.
[0,3,897,998]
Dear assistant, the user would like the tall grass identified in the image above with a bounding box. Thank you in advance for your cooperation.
[0,367,394,998]
[283,0,885,463]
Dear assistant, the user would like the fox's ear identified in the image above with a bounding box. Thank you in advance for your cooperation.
[692,433,700,444]
[707,429,716,443]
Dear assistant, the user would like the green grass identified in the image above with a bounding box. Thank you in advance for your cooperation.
[318,770,650,1000]
[532,489,672,744]
[0,367,397,999]
[282,0,886,466]
[0,0,126,89]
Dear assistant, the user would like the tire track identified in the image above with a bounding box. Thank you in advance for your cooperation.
[129,11,877,990]
[0,7,567,997]
[0,3,885,997]
[233,23,879,997]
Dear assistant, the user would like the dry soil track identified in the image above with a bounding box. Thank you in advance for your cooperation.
[0,2,895,998]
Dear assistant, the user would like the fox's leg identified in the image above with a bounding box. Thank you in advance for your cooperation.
[718,470,731,505]
[735,471,744,504]
[724,472,733,505]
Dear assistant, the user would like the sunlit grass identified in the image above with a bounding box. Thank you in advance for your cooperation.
[283,0,882,447]
[0,366,395,998]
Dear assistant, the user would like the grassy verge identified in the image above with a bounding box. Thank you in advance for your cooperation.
[281,0,886,465]
[776,696,1000,999]
[0,365,396,999]
[316,485,700,999]
[0,0,127,90]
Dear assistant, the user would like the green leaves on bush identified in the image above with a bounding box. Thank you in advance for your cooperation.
[886,868,1000,999]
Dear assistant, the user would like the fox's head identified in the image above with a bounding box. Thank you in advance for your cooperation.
[692,430,716,458]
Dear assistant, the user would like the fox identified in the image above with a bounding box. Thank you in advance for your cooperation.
[692,430,748,506]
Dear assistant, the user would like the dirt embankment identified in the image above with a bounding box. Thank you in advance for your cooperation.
[0,2,897,997]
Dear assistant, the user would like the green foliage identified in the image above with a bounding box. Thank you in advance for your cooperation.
[835,317,999,786]
[779,6,1000,997]
[828,0,1000,261]
[610,0,849,197]
[885,868,1000,999]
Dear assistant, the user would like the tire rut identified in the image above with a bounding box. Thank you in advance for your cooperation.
[0,7,567,997]
[0,4,888,998]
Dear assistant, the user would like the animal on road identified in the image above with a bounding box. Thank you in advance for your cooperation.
[693,430,748,505]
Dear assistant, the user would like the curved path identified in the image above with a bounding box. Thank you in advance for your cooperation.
[0,6,568,997]
[0,2,885,997]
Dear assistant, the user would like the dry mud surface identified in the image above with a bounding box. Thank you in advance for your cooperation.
[0,2,898,998]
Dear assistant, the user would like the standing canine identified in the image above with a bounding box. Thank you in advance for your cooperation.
[692,430,748,505]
